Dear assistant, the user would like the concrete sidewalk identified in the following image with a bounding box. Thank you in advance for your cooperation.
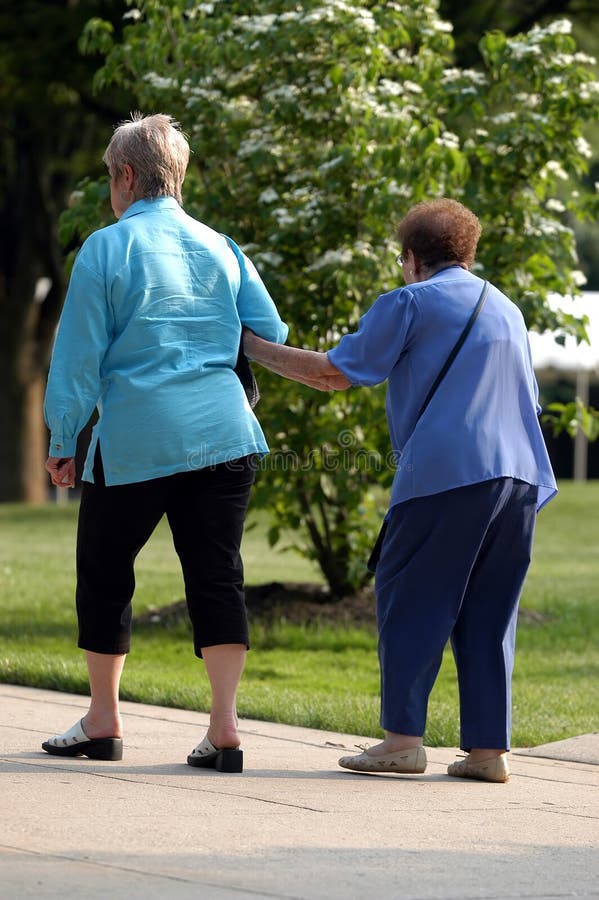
[1,683,598,900]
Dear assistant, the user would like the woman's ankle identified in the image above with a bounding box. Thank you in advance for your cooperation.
[82,712,122,740]
[378,732,423,753]
[208,711,240,749]
[467,748,507,762]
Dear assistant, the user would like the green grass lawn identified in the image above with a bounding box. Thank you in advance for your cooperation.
[0,481,597,747]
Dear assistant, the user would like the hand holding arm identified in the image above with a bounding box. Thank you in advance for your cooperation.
[243,330,351,392]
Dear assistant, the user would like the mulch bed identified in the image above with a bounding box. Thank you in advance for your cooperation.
[133,582,550,629]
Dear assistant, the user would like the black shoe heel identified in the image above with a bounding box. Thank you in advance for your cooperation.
[85,738,123,761]
[215,748,243,773]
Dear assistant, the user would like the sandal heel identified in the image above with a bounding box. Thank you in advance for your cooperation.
[215,748,243,773]
[85,738,123,761]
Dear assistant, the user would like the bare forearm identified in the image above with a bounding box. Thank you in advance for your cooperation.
[244,331,350,391]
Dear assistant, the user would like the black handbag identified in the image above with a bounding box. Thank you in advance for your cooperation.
[223,234,261,408]
[366,280,490,573]
[234,342,260,409]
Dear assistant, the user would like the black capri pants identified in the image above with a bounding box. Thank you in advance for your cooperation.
[76,449,256,658]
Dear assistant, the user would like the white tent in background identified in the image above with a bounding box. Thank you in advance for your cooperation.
[528,292,599,480]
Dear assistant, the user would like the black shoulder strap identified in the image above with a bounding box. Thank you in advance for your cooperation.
[416,280,489,422]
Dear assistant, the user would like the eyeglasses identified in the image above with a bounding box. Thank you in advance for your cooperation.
[396,253,405,267]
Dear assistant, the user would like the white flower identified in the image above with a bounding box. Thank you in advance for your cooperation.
[508,42,541,59]
[386,181,412,197]
[378,79,403,97]
[68,190,84,207]
[307,249,353,271]
[144,72,177,90]
[264,84,299,102]
[435,131,460,149]
[237,14,277,34]
[571,270,587,287]
[542,19,572,36]
[355,9,376,33]
[526,217,568,237]
[515,93,540,105]
[546,199,566,213]
[573,52,596,65]
[271,207,296,227]
[123,8,142,20]
[552,53,574,66]
[318,156,344,173]
[490,112,517,125]
[353,241,376,258]
[254,251,283,269]
[579,82,599,101]
[184,87,221,103]
[238,133,281,158]
[442,68,461,82]
[258,187,279,204]
[575,137,592,159]
[542,161,569,180]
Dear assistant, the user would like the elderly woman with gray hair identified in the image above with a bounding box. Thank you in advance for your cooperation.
[43,113,288,772]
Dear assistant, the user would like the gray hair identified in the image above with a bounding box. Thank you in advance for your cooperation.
[103,112,190,204]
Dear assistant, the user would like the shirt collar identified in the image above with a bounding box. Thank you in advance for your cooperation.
[120,196,181,221]
[428,265,473,281]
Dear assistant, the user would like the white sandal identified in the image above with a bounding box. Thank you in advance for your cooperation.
[187,735,243,773]
[42,719,123,761]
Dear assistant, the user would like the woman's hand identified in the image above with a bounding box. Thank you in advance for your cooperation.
[45,457,76,489]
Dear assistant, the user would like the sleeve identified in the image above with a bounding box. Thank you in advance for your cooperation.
[224,236,288,344]
[525,336,542,417]
[44,247,114,456]
[327,288,416,386]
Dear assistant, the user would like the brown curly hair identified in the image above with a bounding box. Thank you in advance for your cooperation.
[397,198,482,270]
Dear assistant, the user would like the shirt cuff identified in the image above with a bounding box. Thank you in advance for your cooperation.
[326,348,360,386]
[48,435,77,457]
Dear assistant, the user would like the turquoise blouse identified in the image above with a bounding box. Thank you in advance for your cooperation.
[44,197,288,485]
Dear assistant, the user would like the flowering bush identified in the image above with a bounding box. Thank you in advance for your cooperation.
[69,1,599,595]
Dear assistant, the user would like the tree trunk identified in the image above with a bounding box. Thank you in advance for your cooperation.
[297,485,355,598]
[0,0,134,501]
[0,131,67,502]
[0,363,47,502]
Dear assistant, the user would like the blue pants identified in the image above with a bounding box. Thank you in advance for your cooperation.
[375,478,538,750]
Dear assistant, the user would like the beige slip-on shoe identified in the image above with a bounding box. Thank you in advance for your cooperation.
[447,753,510,783]
[338,745,427,774]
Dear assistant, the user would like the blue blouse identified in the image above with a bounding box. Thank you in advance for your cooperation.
[45,197,288,485]
[327,267,557,511]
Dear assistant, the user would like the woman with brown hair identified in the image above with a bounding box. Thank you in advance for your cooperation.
[244,198,556,783]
